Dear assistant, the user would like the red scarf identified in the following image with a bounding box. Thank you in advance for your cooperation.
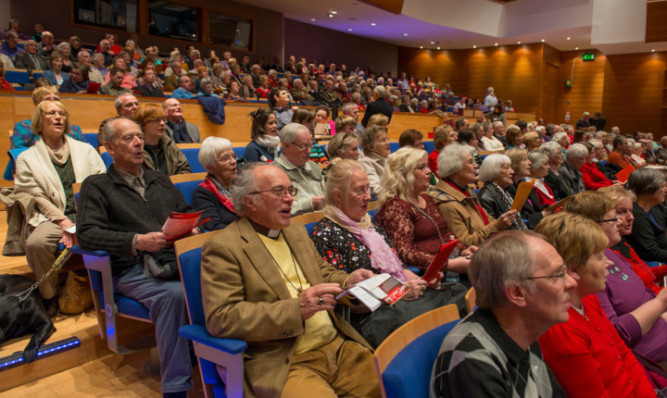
[444,179,490,225]
[200,176,236,214]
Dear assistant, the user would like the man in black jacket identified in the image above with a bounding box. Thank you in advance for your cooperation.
[78,117,195,398]
[361,85,393,127]
[14,40,48,70]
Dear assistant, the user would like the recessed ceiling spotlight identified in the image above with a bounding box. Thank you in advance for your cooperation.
[437,47,441,50]
[420,46,423,49]
[652,49,656,52]
[430,41,435,45]
[575,47,579,50]
[473,45,477,49]
[330,11,338,14]
[566,37,571,40]
[541,39,545,42]
[517,41,521,44]
[348,28,353,32]
[403,33,408,36]
[328,13,334,18]
[310,18,316,22]
[370,23,376,26]
[494,43,498,46]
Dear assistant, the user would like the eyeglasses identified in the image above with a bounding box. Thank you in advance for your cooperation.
[218,154,237,163]
[599,217,619,224]
[293,143,312,151]
[44,110,66,117]
[250,186,298,198]
[521,265,568,284]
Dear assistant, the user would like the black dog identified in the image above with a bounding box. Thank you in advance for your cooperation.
[0,274,55,362]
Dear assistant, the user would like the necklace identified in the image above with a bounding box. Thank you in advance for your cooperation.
[410,200,445,245]
[266,244,304,295]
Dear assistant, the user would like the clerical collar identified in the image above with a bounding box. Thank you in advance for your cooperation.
[248,218,281,239]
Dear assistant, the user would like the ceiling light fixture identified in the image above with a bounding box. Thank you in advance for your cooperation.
[370,23,376,26]
[566,37,571,40]
[517,41,521,44]
[652,49,656,52]
[541,39,545,42]
[430,41,435,45]
[437,46,441,50]
[494,43,499,46]
[575,47,579,50]
[310,18,316,22]
[403,33,408,36]
[473,45,477,49]
[330,11,338,14]
[348,28,352,31]
[328,13,334,18]
[420,46,423,49]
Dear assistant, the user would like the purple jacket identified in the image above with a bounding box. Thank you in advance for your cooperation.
[596,248,667,362]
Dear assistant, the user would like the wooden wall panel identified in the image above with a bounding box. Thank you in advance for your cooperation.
[646,1,667,43]
[539,44,561,123]
[601,53,666,136]
[554,51,606,126]
[397,48,466,96]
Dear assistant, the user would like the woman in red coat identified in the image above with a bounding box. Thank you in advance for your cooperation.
[536,213,658,398]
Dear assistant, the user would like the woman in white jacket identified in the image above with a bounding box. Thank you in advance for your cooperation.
[14,100,106,310]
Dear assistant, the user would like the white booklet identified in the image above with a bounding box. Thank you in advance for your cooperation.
[336,273,409,311]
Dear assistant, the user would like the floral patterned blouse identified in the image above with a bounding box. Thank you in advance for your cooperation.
[310,217,399,274]
[375,194,455,270]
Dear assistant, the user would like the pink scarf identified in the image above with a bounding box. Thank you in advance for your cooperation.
[324,205,406,282]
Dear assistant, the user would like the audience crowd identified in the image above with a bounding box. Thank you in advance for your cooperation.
[2,21,667,398]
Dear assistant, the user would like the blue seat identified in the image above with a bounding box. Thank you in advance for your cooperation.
[170,173,207,206]
[374,304,461,398]
[389,142,400,153]
[83,133,99,149]
[175,232,247,398]
[180,147,206,173]
[70,245,152,353]
[100,152,113,169]
[4,69,30,85]
[6,147,29,180]
[292,211,325,236]
[423,140,435,154]
[232,147,245,160]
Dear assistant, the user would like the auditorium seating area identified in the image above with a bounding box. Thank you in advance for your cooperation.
[1,12,667,398]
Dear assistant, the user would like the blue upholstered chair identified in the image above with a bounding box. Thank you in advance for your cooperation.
[5,147,29,180]
[175,232,247,398]
[177,143,206,173]
[374,304,461,398]
[389,142,400,153]
[82,133,99,149]
[100,151,113,169]
[423,140,435,154]
[292,210,325,235]
[169,172,207,206]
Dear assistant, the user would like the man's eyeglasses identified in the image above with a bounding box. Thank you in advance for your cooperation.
[250,186,298,198]
[293,143,312,151]
[521,265,568,284]
[599,217,618,224]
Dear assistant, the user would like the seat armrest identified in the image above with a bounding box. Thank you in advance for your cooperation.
[70,245,109,258]
[178,324,247,354]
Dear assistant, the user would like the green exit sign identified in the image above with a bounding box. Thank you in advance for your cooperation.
[582,52,595,61]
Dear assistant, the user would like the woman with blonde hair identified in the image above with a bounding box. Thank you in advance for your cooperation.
[376,147,474,277]
[311,159,467,347]
[536,212,658,397]
[11,86,85,148]
[133,103,190,175]
[326,132,360,163]
[13,100,105,312]
[428,124,456,175]
[366,113,389,132]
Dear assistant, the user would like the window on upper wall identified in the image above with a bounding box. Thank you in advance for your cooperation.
[148,0,200,42]
[208,11,253,51]
[73,0,138,32]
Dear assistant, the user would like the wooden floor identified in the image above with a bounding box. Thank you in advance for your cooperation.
[2,349,204,397]
[0,211,205,396]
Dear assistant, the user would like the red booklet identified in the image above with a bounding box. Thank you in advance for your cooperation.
[421,240,460,282]
[162,211,208,240]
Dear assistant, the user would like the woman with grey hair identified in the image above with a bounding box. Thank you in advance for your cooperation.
[540,141,571,201]
[477,154,527,230]
[192,136,238,231]
[428,143,516,246]
[625,168,667,263]
[56,42,73,72]
[360,125,390,197]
